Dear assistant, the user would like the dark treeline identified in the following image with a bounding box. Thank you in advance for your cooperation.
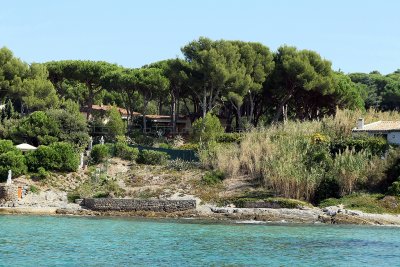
[1,37,399,132]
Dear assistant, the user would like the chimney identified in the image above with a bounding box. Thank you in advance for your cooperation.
[357,118,364,129]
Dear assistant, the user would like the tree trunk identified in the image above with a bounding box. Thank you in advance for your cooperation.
[87,89,94,120]
[225,104,233,132]
[202,87,207,118]
[249,92,255,124]
[158,98,163,115]
[171,92,176,135]
[143,99,148,134]
[272,87,295,122]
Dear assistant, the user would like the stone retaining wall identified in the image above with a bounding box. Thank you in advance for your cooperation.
[83,198,196,212]
[0,185,18,203]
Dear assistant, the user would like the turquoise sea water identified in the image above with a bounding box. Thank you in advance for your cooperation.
[0,215,400,266]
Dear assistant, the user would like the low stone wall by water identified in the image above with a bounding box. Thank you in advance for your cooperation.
[83,198,196,212]
[0,185,18,203]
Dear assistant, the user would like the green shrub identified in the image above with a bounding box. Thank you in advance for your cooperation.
[25,145,56,172]
[50,142,79,172]
[26,142,79,172]
[67,191,81,203]
[202,170,225,185]
[29,185,40,194]
[90,144,109,164]
[0,139,17,154]
[388,181,400,196]
[115,142,139,161]
[331,136,388,156]
[104,143,116,157]
[31,167,49,180]
[192,113,224,143]
[157,143,172,149]
[233,197,312,209]
[0,151,27,181]
[130,133,155,146]
[178,143,199,151]
[137,150,170,165]
[106,107,126,140]
[313,176,341,203]
[318,193,398,214]
[216,133,243,143]
[93,191,109,198]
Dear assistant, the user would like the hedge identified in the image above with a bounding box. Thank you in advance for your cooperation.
[26,142,79,172]
[137,150,170,165]
[330,136,388,155]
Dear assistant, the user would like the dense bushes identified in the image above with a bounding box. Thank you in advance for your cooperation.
[0,140,80,180]
[178,143,199,151]
[192,113,224,143]
[3,107,89,148]
[26,142,79,172]
[90,144,109,164]
[388,181,400,196]
[115,142,139,161]
[216,133,243,143]
[331,136,388,155]
[106,107,126,140]
[202,170,225,185]
[137,150,169,165]
[0,140,27,181]
[0,151,27,181]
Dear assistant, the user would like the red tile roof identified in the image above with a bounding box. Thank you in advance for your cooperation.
[90,105,141,116]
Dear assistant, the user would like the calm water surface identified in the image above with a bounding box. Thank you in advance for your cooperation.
[0,215,400,266]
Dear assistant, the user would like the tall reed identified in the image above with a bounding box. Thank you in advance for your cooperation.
[207,109,400,201]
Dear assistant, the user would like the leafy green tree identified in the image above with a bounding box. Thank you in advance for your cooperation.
[18,78,59,111]
[0,47,29,102]
[46,60,120,118]
[102,67,141,123]
[11,111,59,146]
[1,99,16,121]
[106,106,126,140]
[228,41,275,123]
[192,113,224,143]
[332,72,364,110]
[136,68,169,133]
[8,106,89,148]
[0,139,17,154]
[269,46,334,121]
[46,101,90,149]
[149,59,189,134]
[381,81,400,110]
[182,38,241,118]
[348,71,400,110]
[227,91,244,129]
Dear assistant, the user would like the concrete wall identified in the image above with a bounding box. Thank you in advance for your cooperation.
[83,198,196,212]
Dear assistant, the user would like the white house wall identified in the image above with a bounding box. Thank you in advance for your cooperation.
[387,132,400,145]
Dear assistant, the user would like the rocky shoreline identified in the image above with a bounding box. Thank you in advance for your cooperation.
[2,201,400,226]
[1,187,400,225]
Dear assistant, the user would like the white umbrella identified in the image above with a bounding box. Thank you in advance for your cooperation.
[16,143,37,152]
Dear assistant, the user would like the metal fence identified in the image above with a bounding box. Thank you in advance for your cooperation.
[130,144,199,162]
